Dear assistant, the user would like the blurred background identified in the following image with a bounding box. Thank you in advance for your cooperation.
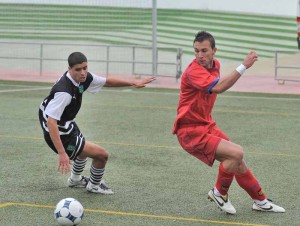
[0,0,299,85]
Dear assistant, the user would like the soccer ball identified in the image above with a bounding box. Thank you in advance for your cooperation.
[54,198,84,226]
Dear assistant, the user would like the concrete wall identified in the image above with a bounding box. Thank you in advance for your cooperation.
[0,0,298,16]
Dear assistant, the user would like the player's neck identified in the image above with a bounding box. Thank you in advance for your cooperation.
[205,59,215,69]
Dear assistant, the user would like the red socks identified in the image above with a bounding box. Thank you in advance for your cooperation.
[235,169,266,201]
[215,163,235,195]
[216,163,266,201]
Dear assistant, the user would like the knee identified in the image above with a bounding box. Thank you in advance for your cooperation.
[99,148,109,161]
[94,147,109,162]
[233,145,244,163]
[220,144,245,172]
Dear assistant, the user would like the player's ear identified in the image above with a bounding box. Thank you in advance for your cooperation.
[212,47,217,55]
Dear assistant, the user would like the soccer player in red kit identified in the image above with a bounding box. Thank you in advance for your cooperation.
[172,31,285,214]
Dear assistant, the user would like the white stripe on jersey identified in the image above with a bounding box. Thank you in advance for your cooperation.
[40,104,75,135]
[45,92,72,121]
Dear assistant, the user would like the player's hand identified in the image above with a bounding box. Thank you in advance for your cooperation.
[58,152,71,175]
[132,76,156,88]
[242,51,258,69]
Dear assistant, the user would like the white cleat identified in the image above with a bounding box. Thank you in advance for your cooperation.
[208,189,236,215]
[252,200,285,213]
[86,180,114,195]
[67,176,89,188]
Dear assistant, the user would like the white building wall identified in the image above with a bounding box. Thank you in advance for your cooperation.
[0,0,298,16]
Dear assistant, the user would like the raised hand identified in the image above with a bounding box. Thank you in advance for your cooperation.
[242,51,258,69]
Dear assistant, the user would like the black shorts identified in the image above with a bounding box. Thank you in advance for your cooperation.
[43,122,85,160]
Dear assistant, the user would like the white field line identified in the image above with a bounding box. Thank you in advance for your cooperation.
[0,85,299,102]
[0,87,50,93]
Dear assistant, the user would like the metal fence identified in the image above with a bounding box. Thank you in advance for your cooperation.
[0,42,182,81]
[275,50,300,84]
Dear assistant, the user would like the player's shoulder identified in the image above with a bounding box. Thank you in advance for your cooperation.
[187,59,206,74]
[51,73,73,94]
[87,71,105,80]
[185,59,198,71]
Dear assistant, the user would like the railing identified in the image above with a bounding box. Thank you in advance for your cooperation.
[0,42,182,81]
[275,50,300,84]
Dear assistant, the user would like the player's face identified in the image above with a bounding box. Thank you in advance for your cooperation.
[194,40,217,69]
[69,62,88,83]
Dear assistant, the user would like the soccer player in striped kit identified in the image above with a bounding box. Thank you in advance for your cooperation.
[39,52,155,194]
[172,31,285,214]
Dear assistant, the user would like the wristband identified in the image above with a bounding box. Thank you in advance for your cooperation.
[235,64,246,75]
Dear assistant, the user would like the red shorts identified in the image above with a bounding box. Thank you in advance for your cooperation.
[176,125,229,167]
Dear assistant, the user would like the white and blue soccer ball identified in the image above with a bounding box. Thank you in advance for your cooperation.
[54,198,84,226]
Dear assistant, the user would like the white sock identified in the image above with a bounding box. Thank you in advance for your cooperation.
[70,172,81,181]
[254,199,268,205]
[213,187,222,196]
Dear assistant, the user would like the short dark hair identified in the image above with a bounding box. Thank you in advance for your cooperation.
[193,31,215,49]
[68,52,87,68]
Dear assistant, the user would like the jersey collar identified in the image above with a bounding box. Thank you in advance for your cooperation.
[66,72,80,87]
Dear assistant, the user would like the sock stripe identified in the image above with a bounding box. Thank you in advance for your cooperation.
[72,158,87,175]
[90,164,105,185]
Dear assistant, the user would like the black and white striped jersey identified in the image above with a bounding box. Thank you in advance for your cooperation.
[39,71,106,135]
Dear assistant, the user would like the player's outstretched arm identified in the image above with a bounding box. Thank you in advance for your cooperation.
[131,76,156,88]
[104,76,156,88]
[211,51,258,94]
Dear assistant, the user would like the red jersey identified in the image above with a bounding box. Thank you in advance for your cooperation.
[172,58,220,134]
